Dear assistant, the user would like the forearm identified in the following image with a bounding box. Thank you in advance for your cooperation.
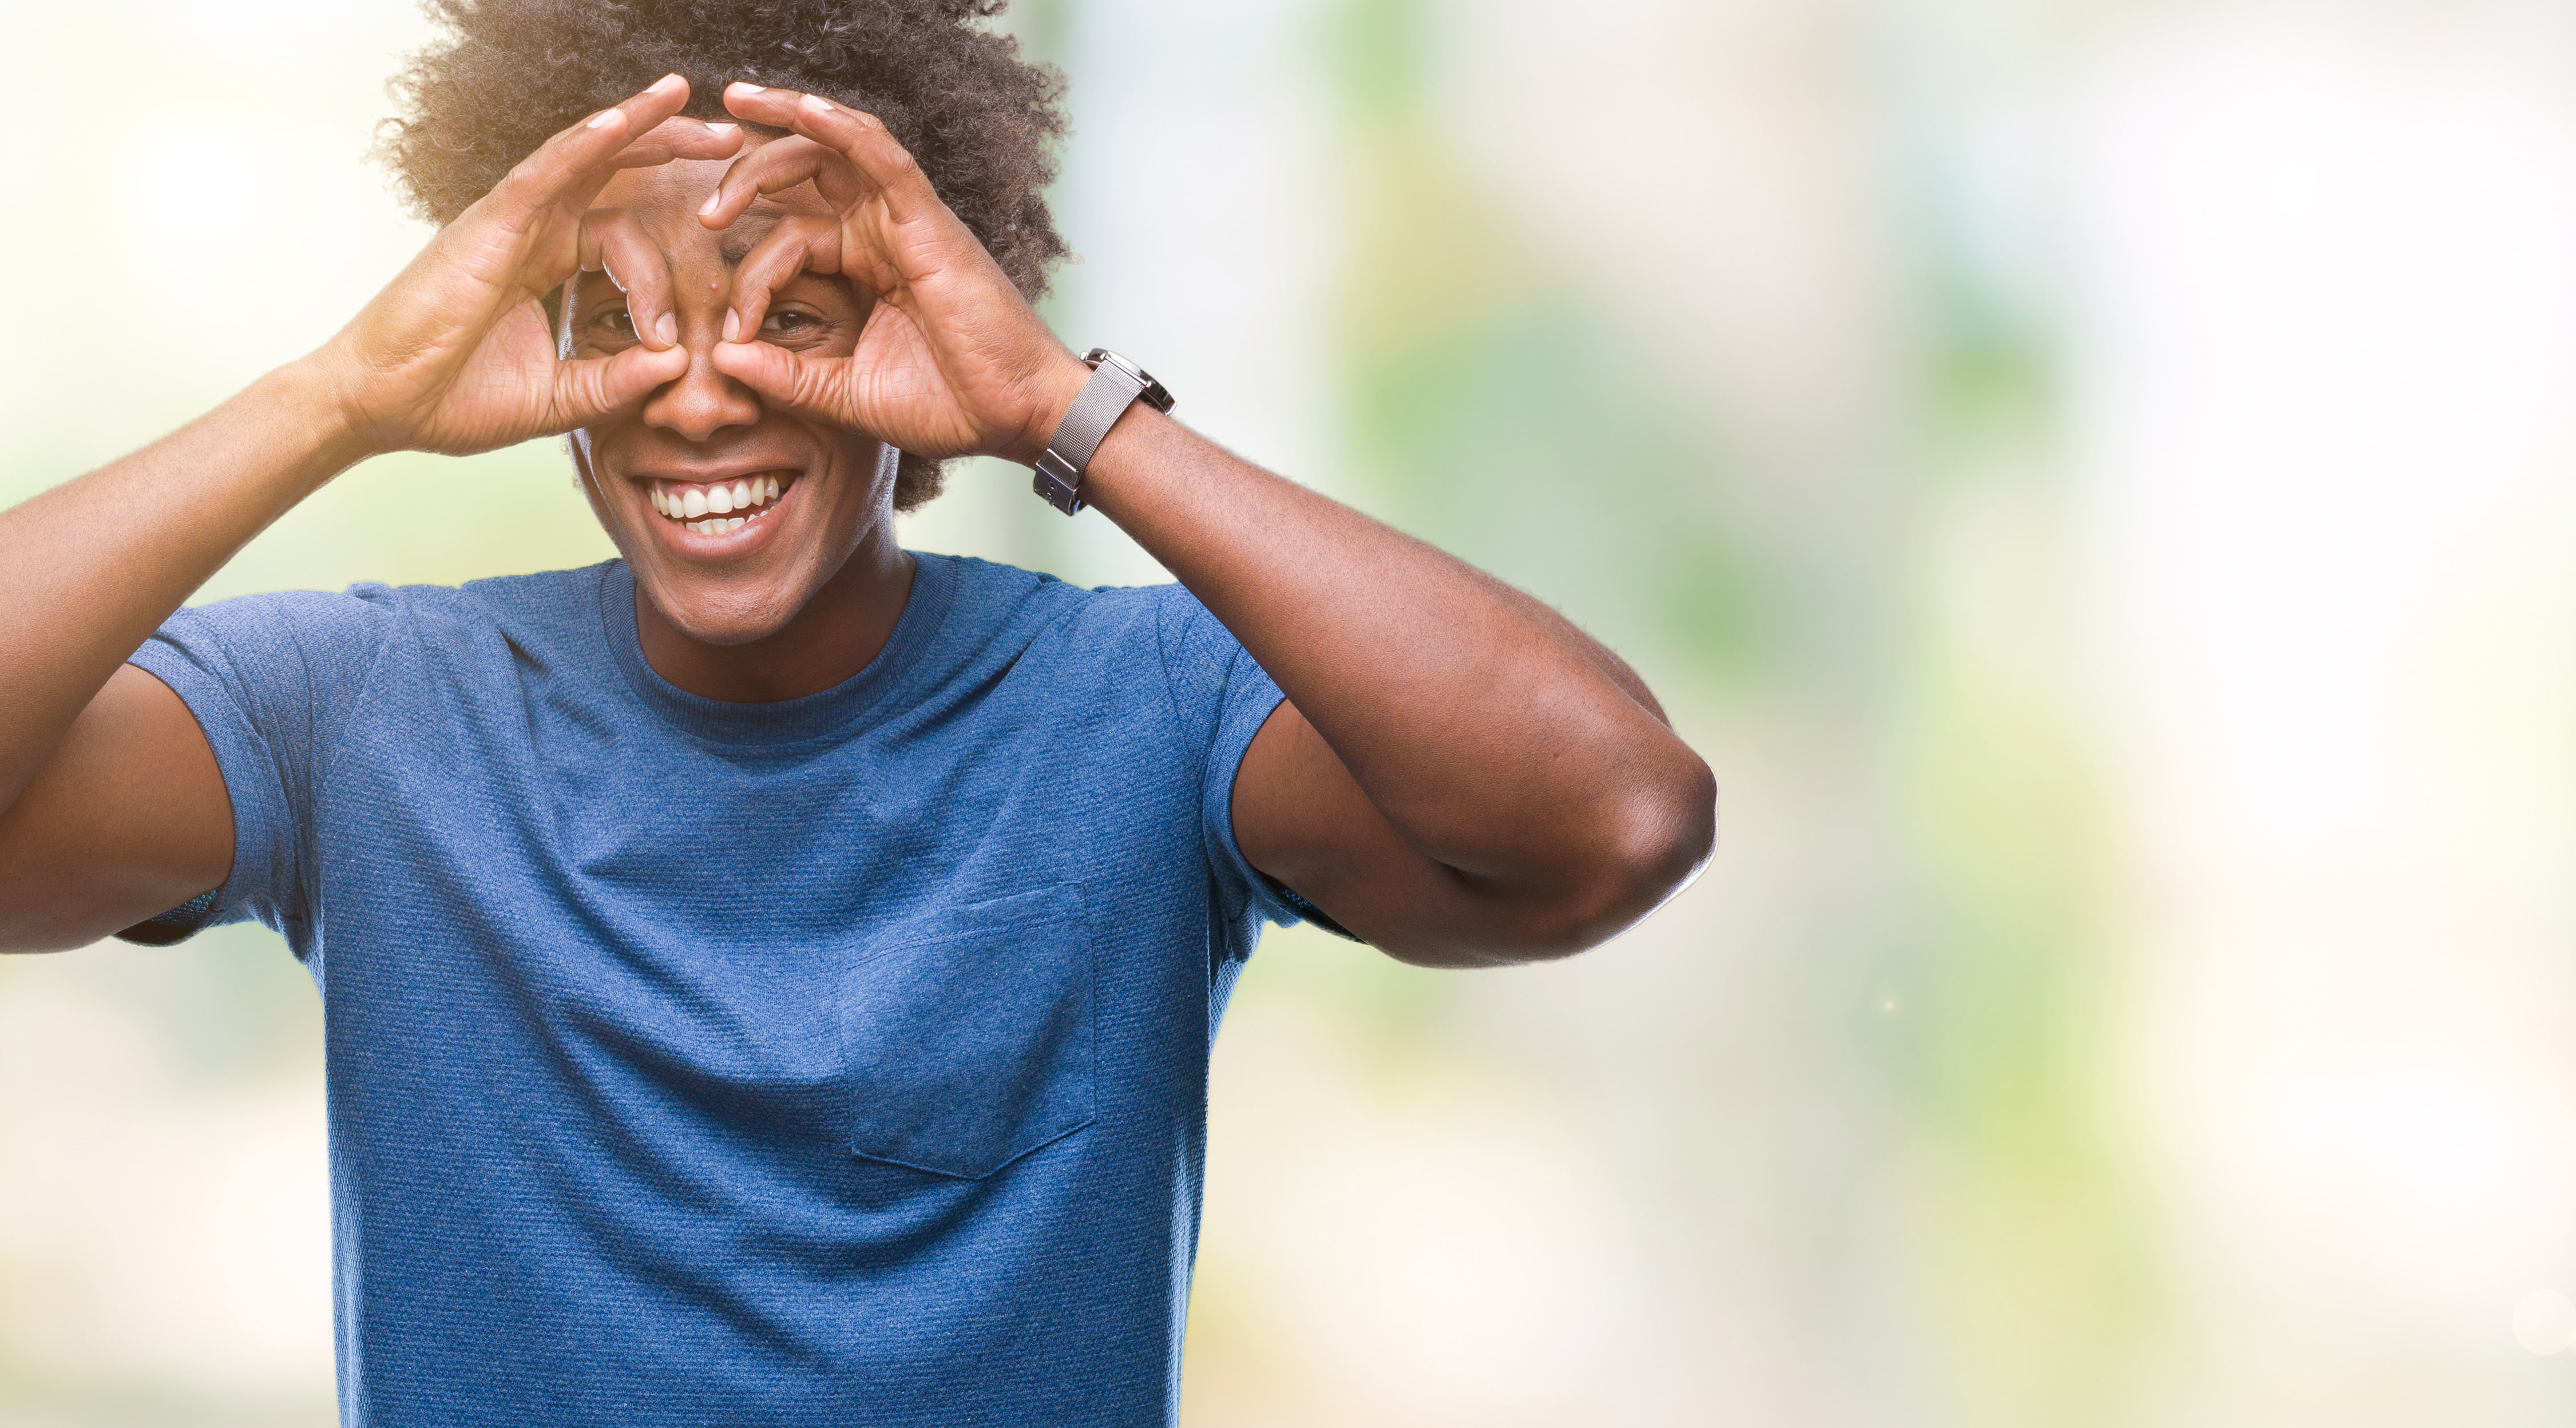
[1080,407,1714,900]
[0,359,367,812]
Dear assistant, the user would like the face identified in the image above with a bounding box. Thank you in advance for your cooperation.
[563,145,889,647]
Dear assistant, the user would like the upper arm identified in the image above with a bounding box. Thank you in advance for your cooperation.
[1231,699,1548,968]
[0,664,232,952]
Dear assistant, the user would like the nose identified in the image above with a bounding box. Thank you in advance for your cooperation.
[640,320,762,443]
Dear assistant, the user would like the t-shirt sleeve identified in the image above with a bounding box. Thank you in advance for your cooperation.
[1152,588,1362,947]
[117,586,399,945]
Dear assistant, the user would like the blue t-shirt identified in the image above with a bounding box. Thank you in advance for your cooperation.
[122,553,1309,1426]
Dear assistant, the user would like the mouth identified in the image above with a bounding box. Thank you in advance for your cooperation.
[644,471,799,539]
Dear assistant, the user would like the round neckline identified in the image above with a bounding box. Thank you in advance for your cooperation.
[596,552,959,748]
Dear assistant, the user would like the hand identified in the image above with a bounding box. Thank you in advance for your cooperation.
[700,85,1091,465]
[312,76,746,457]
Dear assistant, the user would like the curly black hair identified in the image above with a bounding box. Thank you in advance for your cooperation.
[378,0,1072,510]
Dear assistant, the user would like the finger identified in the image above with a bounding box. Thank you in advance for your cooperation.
[719,213,843,343]
[709,338,847,423]
[720,84,935,220]
[548,344,691,432]
[695,134,866,229]
[576,208,680,350]
[612,115,746,170]
[485,73,694,222]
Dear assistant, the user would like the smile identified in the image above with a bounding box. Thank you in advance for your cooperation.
[648,473,795,535]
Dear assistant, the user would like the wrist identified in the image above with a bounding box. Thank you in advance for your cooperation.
[261,353,386,476]
[1006,351,1103,468]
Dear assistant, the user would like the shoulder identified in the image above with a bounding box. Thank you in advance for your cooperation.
[148,582,414,678]
[453,562,614,635]
[925,553,1215,666]
[311,562,621,668]
[922,552,1172,648]
[164,564,603,637]
[151,565,620,699]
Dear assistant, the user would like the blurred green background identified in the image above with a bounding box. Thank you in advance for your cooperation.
[8,0,2576,1423]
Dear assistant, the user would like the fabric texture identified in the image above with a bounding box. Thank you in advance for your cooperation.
[122,554,1306,1427]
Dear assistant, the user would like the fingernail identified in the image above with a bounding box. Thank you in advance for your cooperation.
[586,109,623,130]
[651,73,684,94]
[706,122,739,136]
[656,313,678,348]
[729,82,765,96]
[723,310,740,343]
[699,189,722,217]
[799,93,832,114]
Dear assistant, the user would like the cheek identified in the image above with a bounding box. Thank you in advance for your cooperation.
[567,430,613,497]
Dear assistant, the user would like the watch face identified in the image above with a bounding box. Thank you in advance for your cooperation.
[1084,348,1175,413]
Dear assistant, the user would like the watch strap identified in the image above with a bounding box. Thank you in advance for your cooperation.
[1032,360,1150,516]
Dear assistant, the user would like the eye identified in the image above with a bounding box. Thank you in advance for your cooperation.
[595,308,637,338]
[762,310,817,336]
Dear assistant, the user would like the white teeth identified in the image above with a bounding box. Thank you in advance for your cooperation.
[650,489,667,515]
[656,480,784,533]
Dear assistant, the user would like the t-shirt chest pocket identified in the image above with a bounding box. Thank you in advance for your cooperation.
[842,884,1096,1179]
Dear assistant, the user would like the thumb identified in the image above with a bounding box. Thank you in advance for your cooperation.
[546,344,689,431]
[710,339,849,423]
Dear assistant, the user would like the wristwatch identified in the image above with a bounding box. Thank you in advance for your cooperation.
[1032,349,1174,515]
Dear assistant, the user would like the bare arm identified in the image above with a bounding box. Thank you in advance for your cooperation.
[0,78,727,951]
[1080,420,1715,966]
[0,374,362,950]
[704,87,1718,968]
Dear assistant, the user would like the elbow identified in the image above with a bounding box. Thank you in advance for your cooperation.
[1512,747,1719,963]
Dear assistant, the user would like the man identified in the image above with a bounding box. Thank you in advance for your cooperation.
[0,2,1714,1421]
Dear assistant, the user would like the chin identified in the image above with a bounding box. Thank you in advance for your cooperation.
[637,565,814,647]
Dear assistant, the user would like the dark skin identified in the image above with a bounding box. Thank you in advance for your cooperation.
[0,78,1715,966]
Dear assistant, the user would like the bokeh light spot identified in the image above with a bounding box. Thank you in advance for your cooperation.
[2512,1290,2576,1356]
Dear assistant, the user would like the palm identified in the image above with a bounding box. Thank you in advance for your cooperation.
[406,293,573,455]
[843,303,986,457]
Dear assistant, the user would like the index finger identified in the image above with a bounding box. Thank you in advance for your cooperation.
[611,115,748,171]
[720,84,936,222]
[485,73,695,221]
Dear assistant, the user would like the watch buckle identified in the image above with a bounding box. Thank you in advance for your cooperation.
[1032,450,1085,515]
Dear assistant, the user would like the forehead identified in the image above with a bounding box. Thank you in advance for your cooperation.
[592,146,835,265]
